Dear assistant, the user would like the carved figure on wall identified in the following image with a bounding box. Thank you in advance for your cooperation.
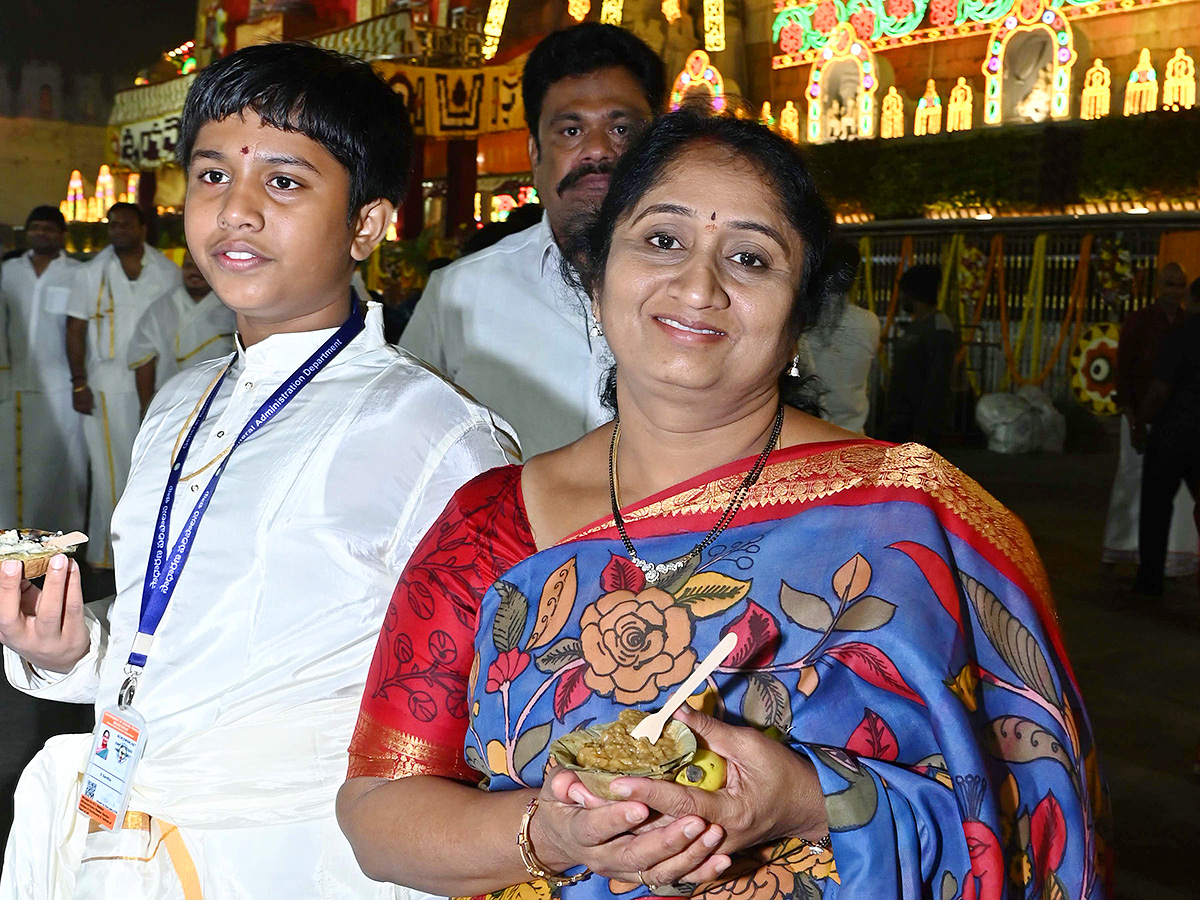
[780,100,800,142]
[1081,58,1110,119]
[1015,63,1052,121]
[914,79,942,135]
[881,86,904,138]
[826,98,844,140]
[947,76,972,131]
[1163,47,1196,111]
[1124,48,1158,115]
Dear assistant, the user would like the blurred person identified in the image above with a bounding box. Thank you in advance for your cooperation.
[883,263,956,448]
[402,24,665,457]
[65,202,181,568]
[1132,270,1200,596]
[127,249,235,418]
[0,42,510,900]
[1103,262,1196,578]
[339,110,1108,900]
[798,240,880,433]
[0,207,87,532]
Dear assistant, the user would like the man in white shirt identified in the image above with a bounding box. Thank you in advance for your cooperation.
[402,24,666,457]
[65,203,181,567]
[128,250,236,417]
[800,241,881,434]
[0,42,512,900]
[0,207,87,531]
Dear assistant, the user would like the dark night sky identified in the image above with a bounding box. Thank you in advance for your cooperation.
[4,0,198,86]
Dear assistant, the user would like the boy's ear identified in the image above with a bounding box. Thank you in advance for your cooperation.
[350,199,396,262]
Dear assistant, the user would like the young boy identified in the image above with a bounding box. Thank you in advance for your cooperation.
[0,43,513,899]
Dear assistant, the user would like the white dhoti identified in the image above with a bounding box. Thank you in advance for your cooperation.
[1102,417,1198,576]
[0,393,15,526]
[2,699,429,900]
[80,375,140,568]
[11,389,88,532]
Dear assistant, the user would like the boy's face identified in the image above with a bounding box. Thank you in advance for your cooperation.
[184,111,386,334]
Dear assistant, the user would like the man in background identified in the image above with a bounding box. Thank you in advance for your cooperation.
[401,24,665,457]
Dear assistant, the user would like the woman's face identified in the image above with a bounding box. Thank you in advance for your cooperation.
[596,143,805,412]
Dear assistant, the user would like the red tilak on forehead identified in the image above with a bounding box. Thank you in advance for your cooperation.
[241,146,250,155]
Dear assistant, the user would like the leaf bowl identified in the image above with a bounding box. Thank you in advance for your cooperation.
[549,716,697,801]
[0,529,85,578]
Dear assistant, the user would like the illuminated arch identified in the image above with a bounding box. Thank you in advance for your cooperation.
[804,23,880,142]
[981,2,1076,124]
[669,50,726,113]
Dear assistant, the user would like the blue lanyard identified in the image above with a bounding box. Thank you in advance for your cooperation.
[126,301,366,671]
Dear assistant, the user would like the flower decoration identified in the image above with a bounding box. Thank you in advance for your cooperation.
[813,1,839,34]
[850,5,875,40]
[779,21,804,55]
[884,0,914,17]
[485,648,531,692]
[929,0,957,27]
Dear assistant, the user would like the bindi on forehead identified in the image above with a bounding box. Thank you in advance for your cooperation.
[241,146,250,155]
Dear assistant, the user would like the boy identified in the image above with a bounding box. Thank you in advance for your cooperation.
[128,250,236,418]
[0,43,513,899]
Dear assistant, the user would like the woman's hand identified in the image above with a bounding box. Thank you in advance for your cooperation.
[607,705,828,858]
[529,766,732,888]
[0,556,90,673]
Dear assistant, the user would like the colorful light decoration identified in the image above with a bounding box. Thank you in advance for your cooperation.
[982,2,1075,124]
[704,0,726,51]
[481,0,510,60]
[1163,47,1196,111]
[127,172,141,203]
[568,0,590,22]
[662,0,681,23]
[166,40,196,75]
[914,79,943,135]
[760,101,776,126]
[1124,48,1158,115]
[947,76,973,130]
[1080,58,1111,119]
[780,100,801,142]
[95,165,115,218]
[804,24,879,142]
[60,170,85,223]
[669,50,727,112]
[600,0,624,24]
[880,86,904,137]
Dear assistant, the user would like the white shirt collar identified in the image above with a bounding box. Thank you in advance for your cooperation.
[537,217,563,280]
[235,301,386,373]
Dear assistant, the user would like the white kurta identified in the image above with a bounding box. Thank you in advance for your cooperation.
[2,303,514,899]
[401,216,611,458]
[802,302,881,434]
[1102,416,1198,575]
[0,251,88,532]
[127,288,236,390]
[67,245,181,566]
[0,295,12,527]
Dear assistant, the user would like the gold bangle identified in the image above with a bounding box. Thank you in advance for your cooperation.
[72,384,89,393]
[517,797,591,887]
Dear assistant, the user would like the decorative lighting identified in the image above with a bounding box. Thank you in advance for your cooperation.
[95,165,115,218]
[600,0,623,24]
[669,50,726,112]
[947,76,973,131]
[880,86,904,139]
[703,0,726,51]
[662,0,681,23]
[568,0,590,22]
[803,24,879,142]
[63,170,85,223]
[126,172,141,203]
[1124,48,1158,115]
[1081,59,1111,119]
[982,11,1075,124]
[760,101,776,127]
[914,79,943,135]
[975,212,994,220]
[1127,205,1150,214]
[481,0,510,60]
[780,100,801,142]
[1163,47,1196,110]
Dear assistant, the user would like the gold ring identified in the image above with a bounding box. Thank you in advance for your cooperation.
[637,871,658,893]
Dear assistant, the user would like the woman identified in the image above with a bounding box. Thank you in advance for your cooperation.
[338,112,1109,900]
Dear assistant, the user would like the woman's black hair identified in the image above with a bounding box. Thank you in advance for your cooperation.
[566,110,851,415]
[177,42,412,219]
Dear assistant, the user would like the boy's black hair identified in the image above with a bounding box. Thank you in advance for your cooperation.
[522,24,665,147]
[898,264,942,306]
[25,205,67,230]
[177,42,412,218]
[107,201,145,226]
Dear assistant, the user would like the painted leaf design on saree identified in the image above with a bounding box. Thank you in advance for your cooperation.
[779,583,834,631]
[823,641,925,706]
[601,553,645,593]
[526,558,577,650]
[794,871,823,900]
[832,554,872,601]
[811,746,879,830]
[985,716,1074,773]
[657,553,702,594]
[940,871,958,900]
[889,541,964,629]
[1030,791,1066,873]
[674,572,752,618]
[553,661,591,721]
[961,573,1059,708]
[845,708,899,761]
[493,581,529,653]
[742,672,793,732]
[1042,872,1067,900]
[834,596,898,632]
[464,743,486,775]
[721,601,781,668]
[534,637,584,673]
[512,722,553,777]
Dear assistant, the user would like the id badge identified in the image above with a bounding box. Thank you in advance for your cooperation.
[78,705,148,832]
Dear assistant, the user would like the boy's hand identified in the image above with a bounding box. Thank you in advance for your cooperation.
[0,556,90,673]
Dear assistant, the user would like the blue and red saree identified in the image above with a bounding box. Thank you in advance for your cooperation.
[351,440,1111,900]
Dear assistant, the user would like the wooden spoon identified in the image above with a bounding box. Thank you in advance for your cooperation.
[631,632,738,744]
[45,531,88,550]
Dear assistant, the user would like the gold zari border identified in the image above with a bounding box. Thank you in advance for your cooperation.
[570,443,1051,607]
[348,709,469,780]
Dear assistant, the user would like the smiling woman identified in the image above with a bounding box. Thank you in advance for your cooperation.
[339,111,1110,900]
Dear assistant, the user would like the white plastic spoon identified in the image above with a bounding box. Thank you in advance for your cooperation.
[631,632,738,744]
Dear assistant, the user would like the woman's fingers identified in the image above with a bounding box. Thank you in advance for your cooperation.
[628,820,725,886]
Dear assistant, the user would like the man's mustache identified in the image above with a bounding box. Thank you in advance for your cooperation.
[556,162,614,197]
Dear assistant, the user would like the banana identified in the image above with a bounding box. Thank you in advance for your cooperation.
[675,749,727,791]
